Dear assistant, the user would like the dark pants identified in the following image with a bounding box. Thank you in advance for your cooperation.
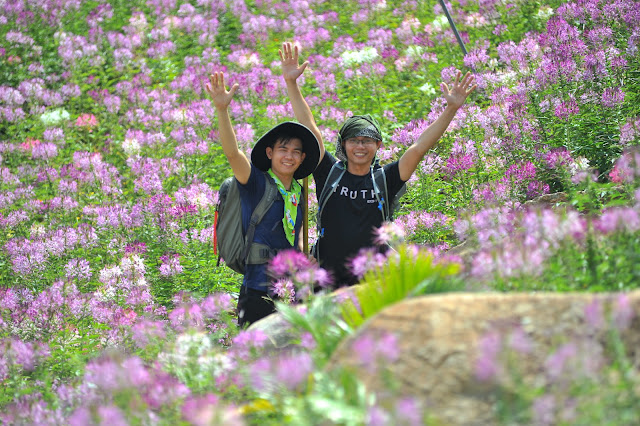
[237,286,276,328]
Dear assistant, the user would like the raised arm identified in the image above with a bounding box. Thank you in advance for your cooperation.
[398,71,477,181]
[279,42,325,161]
[205,72,251,184]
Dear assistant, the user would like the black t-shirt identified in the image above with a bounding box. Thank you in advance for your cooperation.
[313,152,405,287]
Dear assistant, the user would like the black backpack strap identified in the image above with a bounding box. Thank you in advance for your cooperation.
[240,173,278,265]
[372,167,390,221]
[373,166,407,222]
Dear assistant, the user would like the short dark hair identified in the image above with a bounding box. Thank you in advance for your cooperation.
[268,133,305,152]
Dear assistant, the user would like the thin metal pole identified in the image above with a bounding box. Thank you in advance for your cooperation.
[438,0,468,56]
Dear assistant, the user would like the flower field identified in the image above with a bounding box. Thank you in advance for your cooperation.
[1,0,639,423]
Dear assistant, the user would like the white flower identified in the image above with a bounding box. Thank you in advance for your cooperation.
[40,108,70,126]
[372,0,387,11]
[30,224,46,237]
[569,157,591,175]
[536,6,554,20]
[171,109,190,123]
[237,52,260,68]
[96,285,117,302]
[122,137,141,156]
[340,47,379,67]
[432,15,449,31]
[405,45,425,59]
[53,31,68,42]
[120,254,145,275]
[496,70,517,84]
[175,332,212,357]
[419,82,436,95]
[99,265,122,284]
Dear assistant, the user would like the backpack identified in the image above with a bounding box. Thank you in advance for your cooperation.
[214,173,280,274]
[313,161,406,259]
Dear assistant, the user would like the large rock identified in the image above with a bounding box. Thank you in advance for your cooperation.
[328,291,640,425]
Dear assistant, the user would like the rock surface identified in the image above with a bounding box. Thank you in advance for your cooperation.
[328,291,640,425]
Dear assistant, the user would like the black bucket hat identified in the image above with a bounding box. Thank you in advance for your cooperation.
[251,121,321,179]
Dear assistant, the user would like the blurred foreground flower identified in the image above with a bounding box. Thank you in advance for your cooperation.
[182,394,244,426]
[374,221,405,246]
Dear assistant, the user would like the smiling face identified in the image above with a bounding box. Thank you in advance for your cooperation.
[343,136,382,172]
[265,137,306,181]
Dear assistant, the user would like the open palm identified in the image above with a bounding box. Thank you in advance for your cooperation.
[280,42,308,82]
[442,71,477,109]
[205,72,238,110]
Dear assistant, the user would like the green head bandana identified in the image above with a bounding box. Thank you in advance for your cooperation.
[267,169,302,246]
[338,114,383,143]
[336,114,383,161]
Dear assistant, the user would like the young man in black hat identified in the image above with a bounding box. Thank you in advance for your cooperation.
[279,42,477,287]
[206,71,320,326]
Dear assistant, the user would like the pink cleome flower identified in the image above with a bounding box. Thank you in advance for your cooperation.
[75,113,98,131]
[20,137,40,151]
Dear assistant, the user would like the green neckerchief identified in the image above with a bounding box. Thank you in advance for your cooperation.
[267,169,302,246]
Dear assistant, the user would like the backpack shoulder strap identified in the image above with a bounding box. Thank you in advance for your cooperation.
[240,173,279,264]
[372,167,390,221]
[373,166,406,222]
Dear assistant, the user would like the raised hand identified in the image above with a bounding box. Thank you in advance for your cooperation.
[441,71,477,109]
[205,72,239,111]
[279,42,308,82]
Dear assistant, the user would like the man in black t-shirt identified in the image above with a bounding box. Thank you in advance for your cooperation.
[312,118,406,285]
[279,42,477,287]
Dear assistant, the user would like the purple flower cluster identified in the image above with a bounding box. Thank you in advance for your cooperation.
[159,253,183,277]
[61,355,190,424]
[174,182,218,210]
[268,250,332,300]
[619,116,640,146]
[64,258,92,281]
[0,281,90,341]
[0,338,50,380]
[468,208,587,279]
[168,292,234,332]
[395,210,449,236]
[5,224,98,275]
[350,247,388,279]
[248,352,314,392]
